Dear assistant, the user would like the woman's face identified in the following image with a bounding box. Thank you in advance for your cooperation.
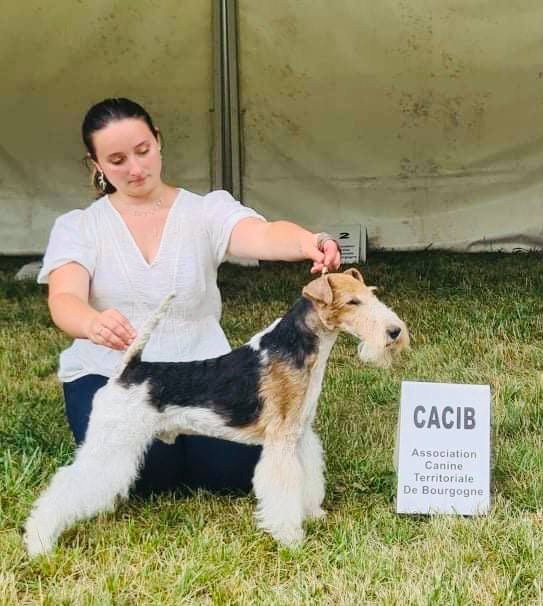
[92,118,162,197]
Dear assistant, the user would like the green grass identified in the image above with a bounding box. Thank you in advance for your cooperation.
[1,252,542,605]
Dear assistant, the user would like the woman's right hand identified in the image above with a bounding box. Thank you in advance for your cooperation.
[48,263,137,351]
[87,309,137,350]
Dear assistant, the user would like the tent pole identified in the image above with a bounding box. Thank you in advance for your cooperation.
[212,0,242,199]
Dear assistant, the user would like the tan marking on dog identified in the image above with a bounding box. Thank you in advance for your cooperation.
[240,268,409,442]
[303,269,410,366]
[239,356,316,442]
[304,271,376,329]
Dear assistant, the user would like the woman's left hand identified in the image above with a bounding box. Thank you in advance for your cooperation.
[308,236,341,274]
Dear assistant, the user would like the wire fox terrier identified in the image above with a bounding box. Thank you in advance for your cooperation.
[24,269,409,556]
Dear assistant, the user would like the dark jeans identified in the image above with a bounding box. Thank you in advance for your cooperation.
[63,374,262,496]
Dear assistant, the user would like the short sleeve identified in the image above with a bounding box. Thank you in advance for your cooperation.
[37,210,97,284]
[203,190,266,264]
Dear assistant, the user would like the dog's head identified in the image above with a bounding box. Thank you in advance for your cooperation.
[302,268,409,368]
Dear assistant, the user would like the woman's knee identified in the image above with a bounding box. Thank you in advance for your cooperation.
[63,375,108,445]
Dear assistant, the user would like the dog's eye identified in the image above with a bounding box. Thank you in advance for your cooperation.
[346,298,361,306]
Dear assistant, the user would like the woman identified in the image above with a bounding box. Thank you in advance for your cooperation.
[38,97,341,495]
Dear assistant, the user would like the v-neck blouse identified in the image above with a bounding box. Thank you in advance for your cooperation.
[38,189,265,381]
[105,191,179,268]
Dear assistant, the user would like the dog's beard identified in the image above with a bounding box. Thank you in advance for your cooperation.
[357,340,394,368]
[357,328,409,368]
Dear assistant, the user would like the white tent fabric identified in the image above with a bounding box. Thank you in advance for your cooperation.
[1,1,213,254]
[1,1,542,253]
[238,1,543,251]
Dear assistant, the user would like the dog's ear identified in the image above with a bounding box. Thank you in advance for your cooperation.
[302,275,334,305]
[343,268,365,283]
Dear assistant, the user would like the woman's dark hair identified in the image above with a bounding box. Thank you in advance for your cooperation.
[82,98,159,195]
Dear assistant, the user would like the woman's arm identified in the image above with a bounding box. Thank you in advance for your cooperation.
[48,263,136,350]
[228,218,341,273]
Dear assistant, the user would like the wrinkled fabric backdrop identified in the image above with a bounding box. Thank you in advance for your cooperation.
[2,1,542,253]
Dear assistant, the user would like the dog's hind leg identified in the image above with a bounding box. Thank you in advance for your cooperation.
[24,385,155,557]
[299,427,326,521]
[252,437,305,546]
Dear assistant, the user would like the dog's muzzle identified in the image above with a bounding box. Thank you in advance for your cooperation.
[357,321,409,368]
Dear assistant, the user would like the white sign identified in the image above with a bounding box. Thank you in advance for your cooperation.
[396,381,491,516]
[318,224,366,263]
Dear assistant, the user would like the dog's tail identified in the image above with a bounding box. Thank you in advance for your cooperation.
[114,292,176,376]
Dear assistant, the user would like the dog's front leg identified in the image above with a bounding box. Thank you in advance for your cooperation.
[299,427,326,520]
[252,437,304,546]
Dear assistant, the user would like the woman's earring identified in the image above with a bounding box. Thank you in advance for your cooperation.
[97,170,107,192]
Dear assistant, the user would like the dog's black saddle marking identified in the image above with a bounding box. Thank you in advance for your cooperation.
[117,296,319,427]
[119,346,262,426]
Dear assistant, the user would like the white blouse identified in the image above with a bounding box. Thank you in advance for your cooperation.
[38,189,265,382]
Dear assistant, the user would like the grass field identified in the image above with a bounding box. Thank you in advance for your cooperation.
[0,252,541,605]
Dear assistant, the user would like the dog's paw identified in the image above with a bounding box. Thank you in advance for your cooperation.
[305,506,327,520]
[23,521,54,557]
[273,525,304,547]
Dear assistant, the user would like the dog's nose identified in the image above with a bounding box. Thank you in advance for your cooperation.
[387,326,402,341]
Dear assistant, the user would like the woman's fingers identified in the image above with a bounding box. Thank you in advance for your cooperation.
[309,240,341,273]
[94,325,128,351]
[322,240,341,270]
[107,310,137,345]
[89,310,137,350]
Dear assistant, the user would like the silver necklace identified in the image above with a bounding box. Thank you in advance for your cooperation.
[120,198,163,217]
